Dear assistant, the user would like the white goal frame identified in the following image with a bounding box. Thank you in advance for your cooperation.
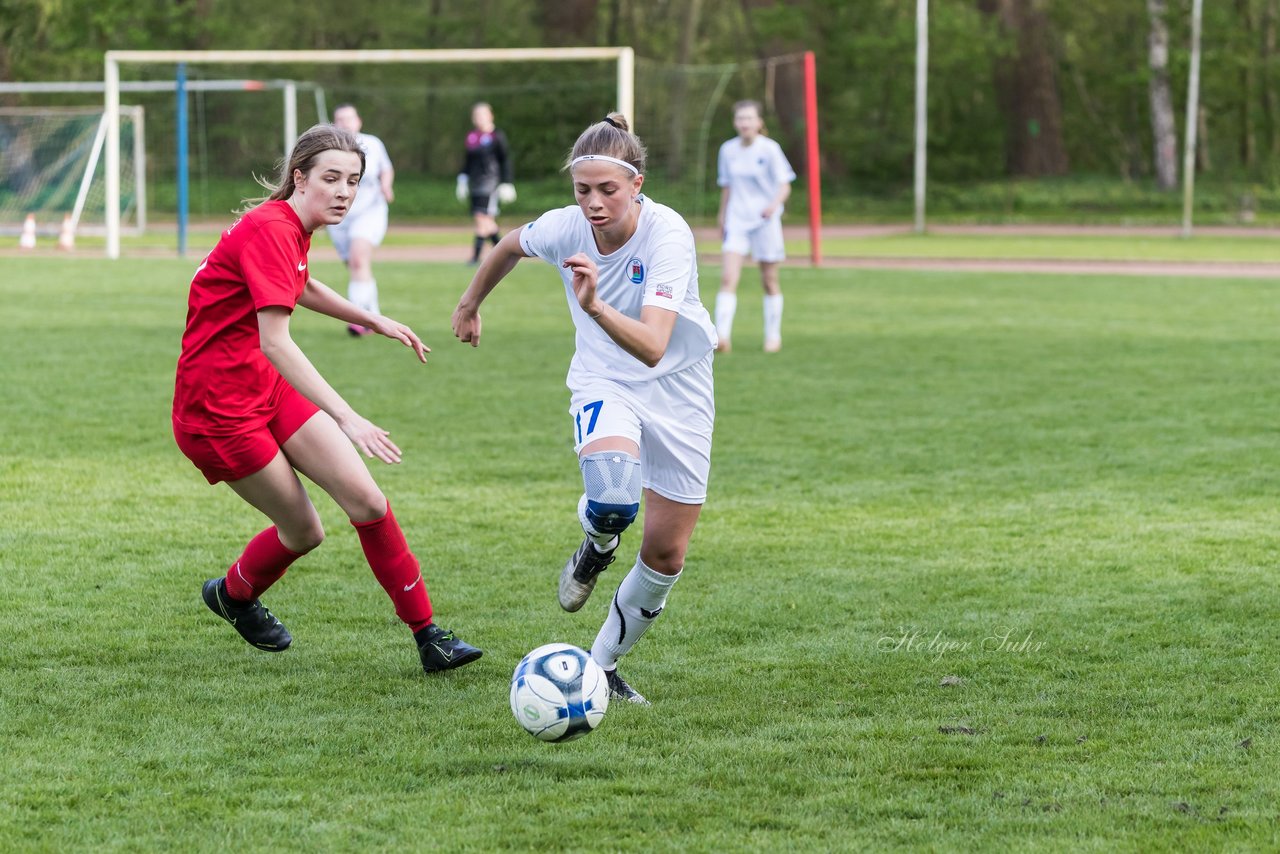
[103,48,636,258]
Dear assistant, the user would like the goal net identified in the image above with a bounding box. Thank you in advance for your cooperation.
[100,49,817,259]
[0,106,144,236]
[635,53,812,224]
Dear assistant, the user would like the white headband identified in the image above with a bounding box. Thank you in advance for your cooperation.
[570,154,640,176]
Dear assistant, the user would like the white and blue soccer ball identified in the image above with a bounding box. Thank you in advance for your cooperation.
[510,643,609,742]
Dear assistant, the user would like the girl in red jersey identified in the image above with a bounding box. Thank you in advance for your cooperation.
[173,124,480,674]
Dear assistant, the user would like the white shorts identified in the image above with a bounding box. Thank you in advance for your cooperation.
[722,217,786,262]
[568,355,715,504]
[327,206,388,261]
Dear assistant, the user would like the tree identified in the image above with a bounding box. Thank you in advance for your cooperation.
[1145,0,1179,189]
[980,0,1069,177]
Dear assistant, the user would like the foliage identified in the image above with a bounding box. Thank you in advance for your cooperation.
[3,1,1280,210]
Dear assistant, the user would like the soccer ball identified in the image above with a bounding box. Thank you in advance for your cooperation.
[510,643,609,742]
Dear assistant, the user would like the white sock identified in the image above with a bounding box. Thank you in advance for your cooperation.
[591,557,679,671]
[714,291,738,341]
[763,293,783,343]
[347,279,379,315]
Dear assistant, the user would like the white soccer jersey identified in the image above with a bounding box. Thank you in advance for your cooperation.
[717,135,796,233]
[347,132,392,219]
[519,196,717,386]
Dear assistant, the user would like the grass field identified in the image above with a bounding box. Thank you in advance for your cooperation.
[54,225,1280,267]
[2,255,1279,850]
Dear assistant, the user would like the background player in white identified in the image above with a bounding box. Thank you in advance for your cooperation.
[456,102,516,265]
[328,104,395,336]
[714,99,796,353]
[451,113,716,705]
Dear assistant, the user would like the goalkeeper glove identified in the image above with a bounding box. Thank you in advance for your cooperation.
[497,183,517,204]
[455,174,469,203]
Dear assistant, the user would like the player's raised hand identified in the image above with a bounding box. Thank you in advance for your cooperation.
[366,314,429,363]
[563,253,603,318]
[452,305,482,347]
[338,412,403,465]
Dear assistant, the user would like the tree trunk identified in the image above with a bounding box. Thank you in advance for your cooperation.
[1240,0,1257,170]
[1145,0,1179,189]
[982,0,1070,177]
[605,0,621,47]
[665,0,704,180]
[739,0,808,152]
[1197,105,1211,172]
[1264,0,1279,161]
[536,0,599,46]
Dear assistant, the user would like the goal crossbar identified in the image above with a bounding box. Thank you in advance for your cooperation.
[102,47,636,258]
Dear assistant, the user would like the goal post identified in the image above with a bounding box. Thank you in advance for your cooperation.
[0,104,145,236]
[103,47,636,258]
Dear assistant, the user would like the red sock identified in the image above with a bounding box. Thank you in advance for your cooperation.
[224,527,304,601]
[352,501,433,633]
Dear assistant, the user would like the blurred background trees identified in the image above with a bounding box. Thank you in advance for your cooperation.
[1,0,1272,220]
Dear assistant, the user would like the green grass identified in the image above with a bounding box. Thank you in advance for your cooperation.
[2,257,1279,850]
[145,172,1280,227]
[781,233,1280,263]
[66,224,1280,267]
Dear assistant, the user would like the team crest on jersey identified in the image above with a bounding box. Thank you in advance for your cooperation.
[628,257,645,284]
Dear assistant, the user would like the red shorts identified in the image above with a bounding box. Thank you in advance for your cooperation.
[173,384,321,484]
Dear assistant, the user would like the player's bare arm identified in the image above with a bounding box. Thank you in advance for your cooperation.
[562,252,678,368]
[381,165,395,203]
[452,229,529,347]
[256,307,403,464]
[762,182,791,219]
[299,278,428,362]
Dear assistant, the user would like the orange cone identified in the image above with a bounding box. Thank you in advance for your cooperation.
[19,214,37,249]
[58,215,75,251]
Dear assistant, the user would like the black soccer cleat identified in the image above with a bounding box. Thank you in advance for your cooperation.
[415,624,483,673]
[201,578,292,652]
[558,536,618,612]
[605,668,650,706]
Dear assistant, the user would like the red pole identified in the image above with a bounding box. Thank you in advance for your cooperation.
[803,50,822,267]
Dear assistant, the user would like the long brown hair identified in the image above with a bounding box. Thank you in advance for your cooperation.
[565,112,646,175]
[240,124,365,211]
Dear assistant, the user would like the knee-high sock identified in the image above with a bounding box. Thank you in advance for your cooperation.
[352,502,433,632]
[763,293,783,343]
[472,234,486,261]
[714,291,738,341]
[347,279,379,315]
[591,557,680,670]
[224,526,304,602]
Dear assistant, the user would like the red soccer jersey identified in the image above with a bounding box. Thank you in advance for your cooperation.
[173,200,312,435]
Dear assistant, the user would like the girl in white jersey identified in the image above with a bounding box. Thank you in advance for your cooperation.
[714,100,796,353]
[452,113,717,705]
[328,104,395,337]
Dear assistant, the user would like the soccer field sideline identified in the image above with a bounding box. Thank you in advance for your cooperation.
[9,221,1280,274]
